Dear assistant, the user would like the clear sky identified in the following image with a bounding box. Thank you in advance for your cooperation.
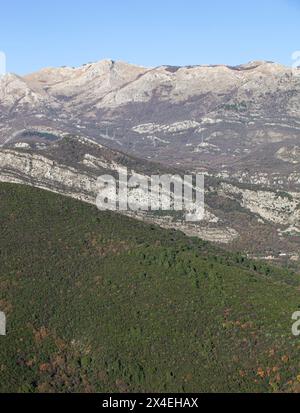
[1,0,299,74]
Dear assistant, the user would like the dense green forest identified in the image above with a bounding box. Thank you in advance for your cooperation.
[0,182,300,392]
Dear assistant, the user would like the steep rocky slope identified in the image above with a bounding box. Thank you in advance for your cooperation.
[0,134,299,269]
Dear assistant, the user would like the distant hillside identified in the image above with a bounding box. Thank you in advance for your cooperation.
[1,59,300,273]
[0,182,300,392]
[1,60,300,192]
[1,135,299,269]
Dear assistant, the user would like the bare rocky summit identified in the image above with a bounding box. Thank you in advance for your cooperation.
[0,59,299,187]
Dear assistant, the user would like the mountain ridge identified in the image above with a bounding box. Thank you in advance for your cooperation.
[0,58,299,268]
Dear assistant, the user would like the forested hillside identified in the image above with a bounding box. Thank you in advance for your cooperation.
[0,182,299,392]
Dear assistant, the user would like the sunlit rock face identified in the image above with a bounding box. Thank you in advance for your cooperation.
[0,59,299,193]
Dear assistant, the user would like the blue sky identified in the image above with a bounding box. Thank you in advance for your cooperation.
[1,0,299,74]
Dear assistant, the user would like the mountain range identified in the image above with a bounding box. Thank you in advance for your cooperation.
[1,59,300,393]
[0,59,299,269]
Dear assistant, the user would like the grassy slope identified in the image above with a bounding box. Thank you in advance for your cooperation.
[0,182,300,393]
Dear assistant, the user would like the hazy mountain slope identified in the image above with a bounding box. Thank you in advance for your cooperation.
[0,182,300,393]
[0,134,299,268]
[0,59,300,190]
[0,59,299,266]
